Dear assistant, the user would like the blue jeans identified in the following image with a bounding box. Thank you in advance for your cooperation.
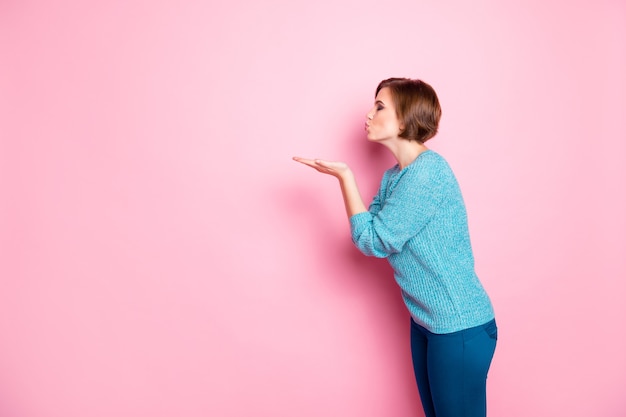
[410,318,497,417]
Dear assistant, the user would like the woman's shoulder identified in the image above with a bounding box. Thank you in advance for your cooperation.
[382,150,454,185]
[407,150,451,173]
[417,149,447,164]
[403,150,459,188]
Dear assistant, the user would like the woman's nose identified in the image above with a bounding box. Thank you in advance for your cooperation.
[366,110,374,120]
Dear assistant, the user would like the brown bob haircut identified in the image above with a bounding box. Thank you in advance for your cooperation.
[376,78,442,143]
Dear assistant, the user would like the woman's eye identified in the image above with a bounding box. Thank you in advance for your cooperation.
[377,105,384,111]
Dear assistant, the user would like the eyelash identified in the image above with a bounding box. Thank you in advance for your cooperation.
[376,105,384,111]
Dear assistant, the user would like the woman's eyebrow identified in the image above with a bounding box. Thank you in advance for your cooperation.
[375,100,385,105]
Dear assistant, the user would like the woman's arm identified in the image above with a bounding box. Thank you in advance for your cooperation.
[292,157,367,218]
[351,156,447,257]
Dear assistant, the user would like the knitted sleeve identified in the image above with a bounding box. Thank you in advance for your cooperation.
[367,170,389,216]
[349,156,445,258]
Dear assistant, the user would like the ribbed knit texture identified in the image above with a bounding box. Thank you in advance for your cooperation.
[350,150,494,334]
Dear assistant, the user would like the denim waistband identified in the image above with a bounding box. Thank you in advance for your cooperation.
[411,317,497,339]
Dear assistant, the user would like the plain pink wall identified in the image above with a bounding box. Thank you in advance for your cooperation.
[1,1,625,416]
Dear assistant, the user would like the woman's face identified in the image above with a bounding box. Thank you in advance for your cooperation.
[365,87,403,142]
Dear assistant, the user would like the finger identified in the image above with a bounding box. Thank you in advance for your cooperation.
[293,157,323,170]
[293,156,315,164]
[312,159,337,169]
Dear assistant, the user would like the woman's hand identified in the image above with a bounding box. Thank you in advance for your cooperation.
[292,156,367,217]
[292,157,351,180]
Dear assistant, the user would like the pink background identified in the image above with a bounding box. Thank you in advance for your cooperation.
[1,1,625,416]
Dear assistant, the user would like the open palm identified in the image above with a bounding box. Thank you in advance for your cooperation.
[292,157,350,179]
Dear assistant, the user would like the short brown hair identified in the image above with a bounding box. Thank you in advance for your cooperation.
[376,78,442,143]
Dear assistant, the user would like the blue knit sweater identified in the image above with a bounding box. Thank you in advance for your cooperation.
[350,150,494,334]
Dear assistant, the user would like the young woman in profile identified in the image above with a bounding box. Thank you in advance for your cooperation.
[293,78,497,417]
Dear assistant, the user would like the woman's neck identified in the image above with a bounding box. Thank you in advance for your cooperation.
[385,139,429,169]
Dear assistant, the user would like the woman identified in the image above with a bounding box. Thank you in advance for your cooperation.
[293,78,497,417]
